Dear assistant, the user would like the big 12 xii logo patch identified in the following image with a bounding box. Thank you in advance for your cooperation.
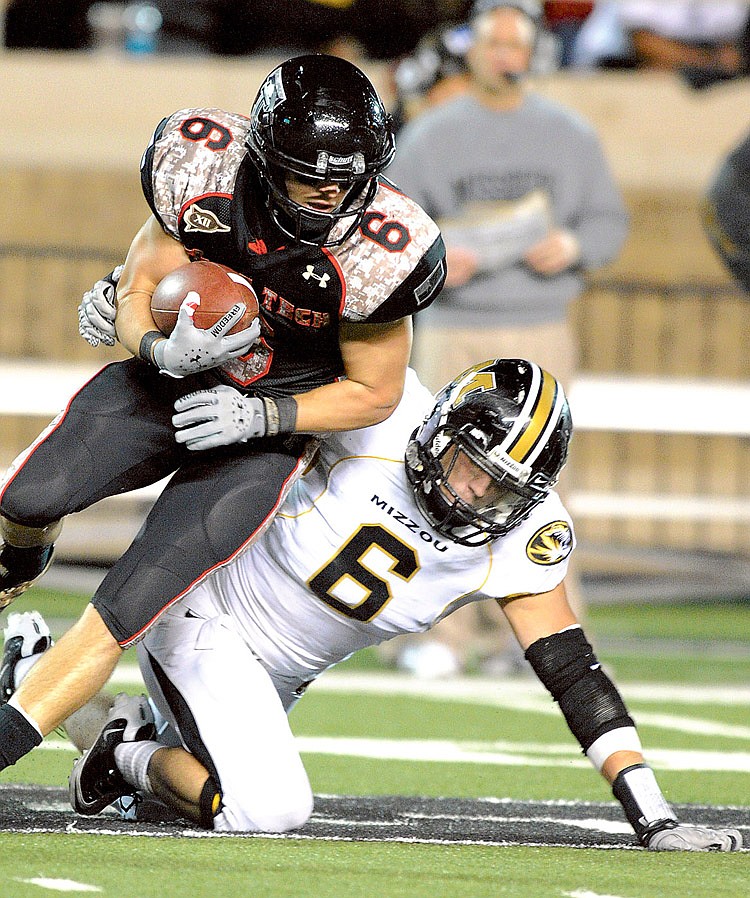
[526,521,573,566]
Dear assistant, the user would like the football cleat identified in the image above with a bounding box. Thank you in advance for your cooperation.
[112,793,142,821]
[0,611,52,703]
[69,692,156,816]
[0,543,55,610]
[113,792,182,823]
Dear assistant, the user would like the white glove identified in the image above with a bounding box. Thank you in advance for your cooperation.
[172,385,268,450]
[645,821,742,852]
[78,264,123,347]
[153,294,261,378]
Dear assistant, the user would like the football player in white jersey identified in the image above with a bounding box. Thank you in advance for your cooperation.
[3,360,742,850]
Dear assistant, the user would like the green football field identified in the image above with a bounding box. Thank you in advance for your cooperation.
[0,588,748,898]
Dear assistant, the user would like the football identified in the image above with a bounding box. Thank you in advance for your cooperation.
[150,260,260,337]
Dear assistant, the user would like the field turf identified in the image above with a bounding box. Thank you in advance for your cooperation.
[0,587,747,897]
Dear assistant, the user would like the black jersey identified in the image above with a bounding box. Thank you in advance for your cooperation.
[141,107,446,397]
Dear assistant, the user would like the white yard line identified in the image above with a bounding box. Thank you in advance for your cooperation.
[110,666,750,705]
[293,738,750,772]
[13,879,102,893]
[565,892,631,898]
[633,712,750,740]
[108,667,750,741]
[41,733,750,772]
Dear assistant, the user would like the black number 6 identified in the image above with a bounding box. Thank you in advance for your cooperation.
[360,211,411,252]
[308,524,419,621]
[179,116,232,151]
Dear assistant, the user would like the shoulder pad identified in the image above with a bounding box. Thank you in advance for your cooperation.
[141,108,252,239]
[330,180,444,322]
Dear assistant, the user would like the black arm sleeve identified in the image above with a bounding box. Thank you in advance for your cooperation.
[525,627,635,753]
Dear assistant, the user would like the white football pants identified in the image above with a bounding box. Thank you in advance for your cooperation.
[137,589,313,833]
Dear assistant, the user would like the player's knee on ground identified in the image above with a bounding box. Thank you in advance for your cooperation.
[213,780,314,833]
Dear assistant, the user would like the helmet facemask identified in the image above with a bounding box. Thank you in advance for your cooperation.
[246,55,396,247]
[263,164,379,246]
[406,358,571,546]
[408,429,548,546]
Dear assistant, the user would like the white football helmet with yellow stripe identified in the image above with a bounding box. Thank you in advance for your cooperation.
[405,358,572,545]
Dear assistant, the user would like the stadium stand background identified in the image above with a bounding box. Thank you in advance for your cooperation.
[0,40,748,598]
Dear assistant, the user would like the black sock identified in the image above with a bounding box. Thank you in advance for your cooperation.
[0,703,42,769]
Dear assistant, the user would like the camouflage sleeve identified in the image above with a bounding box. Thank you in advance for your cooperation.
[356,234,446,323]
[336,181,447,323]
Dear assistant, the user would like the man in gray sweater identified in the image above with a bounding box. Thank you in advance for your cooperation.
[386,0,628,677]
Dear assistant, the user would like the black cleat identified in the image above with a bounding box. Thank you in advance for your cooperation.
[69,693,156,815]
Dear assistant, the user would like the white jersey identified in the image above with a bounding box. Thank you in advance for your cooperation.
[200,369,575,687]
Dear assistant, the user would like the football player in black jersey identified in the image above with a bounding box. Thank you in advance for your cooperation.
[0,55,445,766]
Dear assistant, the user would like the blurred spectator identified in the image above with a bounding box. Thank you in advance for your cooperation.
[573,0,750,79]
[162,0,446,60]
[702,127,750,293]
[148,1,223,54]
[393,0,566,125]
[386,0,628,678]
[4,0,449,58]
[543,1,593,66]
[392,23,473,126]
[192,0,362,57]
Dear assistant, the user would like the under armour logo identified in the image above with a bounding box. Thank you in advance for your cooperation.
[302,265,330,288]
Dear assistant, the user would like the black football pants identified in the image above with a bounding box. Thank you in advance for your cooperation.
[0,359,313,646]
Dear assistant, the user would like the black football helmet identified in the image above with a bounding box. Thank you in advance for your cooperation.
[246,54,396,246]
[405,359,572,546]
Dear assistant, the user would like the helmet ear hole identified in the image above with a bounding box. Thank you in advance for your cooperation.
[406,358,572,545]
